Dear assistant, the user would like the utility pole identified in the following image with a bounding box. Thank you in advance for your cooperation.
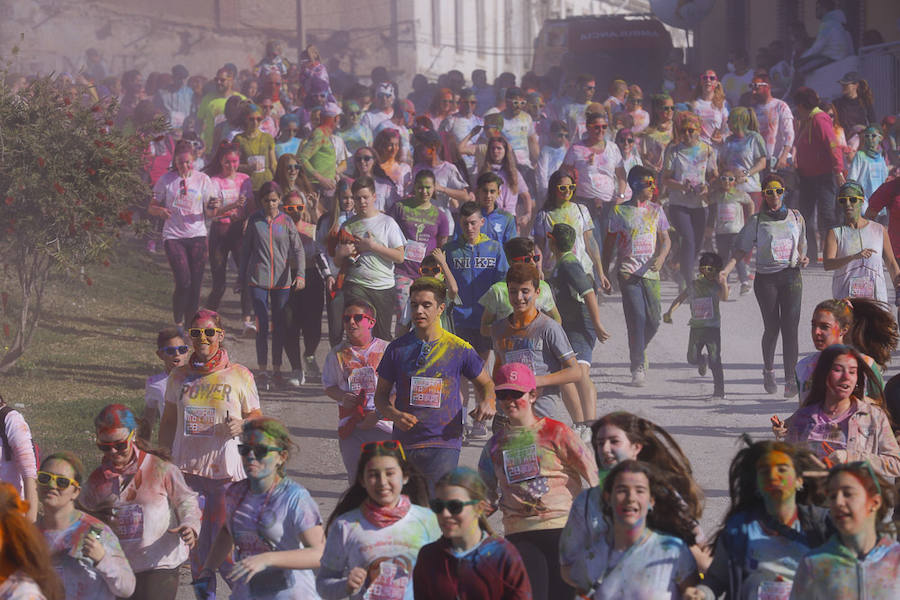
[296,0,305,57]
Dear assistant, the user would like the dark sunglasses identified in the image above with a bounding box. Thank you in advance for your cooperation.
[97,431,134,453]
[419,266,441,276]
[763,187,785,196]
[661,106,675,112]
[588,123,608,130]
[356,155,375,162]
[286,164,301,170]
[361,440,406,460]
[430,498,479,516]
[720,175,736,182]
[497,389,526,401]
[511,254,541,264]
[283,204,305,213]
[623,138,634,144]
[838,196,863,205]
[162,345,189,356]
[343,313,372,324]
[701,75,718,81]
[237,444,283,460]
[37,471,80,490]
[188,327,223,338]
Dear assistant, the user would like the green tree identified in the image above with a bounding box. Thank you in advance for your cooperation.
[0,76,162,372]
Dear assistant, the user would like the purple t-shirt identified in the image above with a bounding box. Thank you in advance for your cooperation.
[388,200,450,280]
[377,329,484,450]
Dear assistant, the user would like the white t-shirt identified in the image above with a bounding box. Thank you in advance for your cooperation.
[144,373,168,421]
[152,171,216,241]
[341,213,406,290]
[562,141,623,203]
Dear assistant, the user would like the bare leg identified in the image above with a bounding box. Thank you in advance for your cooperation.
[575,363,597,422]
[561,382,583,423]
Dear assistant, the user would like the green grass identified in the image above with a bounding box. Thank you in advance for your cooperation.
[0,237,173,472]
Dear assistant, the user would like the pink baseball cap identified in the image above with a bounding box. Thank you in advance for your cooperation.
[494,362,537,393]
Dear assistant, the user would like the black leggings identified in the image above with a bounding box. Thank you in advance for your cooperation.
[164,237,207,325]
[668,205,708,287]
[284,267,325,370]
[688,326,724,392]
[506,528,574,600]
[207,219,250,315]
[754,267,802,379]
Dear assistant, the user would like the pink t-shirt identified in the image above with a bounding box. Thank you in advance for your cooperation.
[562,141,623,203]
[210,173,252,225]
[0,410,37,499]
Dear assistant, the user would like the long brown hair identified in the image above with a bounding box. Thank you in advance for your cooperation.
[814,298,898,369]
[274,153,314,196]
[805,344,885,411]
[0,483,63,600]
[478,137,518,195]
[591,411,704,520]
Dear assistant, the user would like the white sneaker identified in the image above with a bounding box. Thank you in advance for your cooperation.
[577,424,593,445]
[303,355,321,382]
[284,369,303,387]
[631,367,646,387]
[242,321,258,337]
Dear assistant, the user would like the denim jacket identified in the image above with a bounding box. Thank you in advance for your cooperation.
[784,397,900,477]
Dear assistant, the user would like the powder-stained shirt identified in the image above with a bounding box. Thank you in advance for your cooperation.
[848,151,888,207]
[444,233,509,329]
[41,512,136,600]
[153,170,217,241]
[0,409,36,500]
[491,313,576,404]
[791,536,900,600]
[317,504,440,600]
[639,126,674,173]
[688,276,722,329]
[720,132,767,193]
[322,338,393,434]
[563,141,623,203]
[377,329,484,450]
[0,571,45,599]
[225,478,323,600]
[165,364,260,480]
[210,173,252,225]
[534,201,595,276]
[608,201,670,279]
[663,140,717,208]
[754,98,795,161]
[234,132,275,192]
[712,188,753,235]
[501,111,537,168]
[81,451,201,573]
[479,280,557,322]
[340,212,406,290]
[388,200,450,280]
[479,417,598,534]
[692,98,729,145]
[736,210,807,274]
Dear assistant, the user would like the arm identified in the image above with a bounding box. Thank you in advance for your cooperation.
[536,355,581,388]
[158,401,177,451]
[469,368,496,422]
[851,411,900,477]
[582,290,609,341]
[546,304,563,325]
[480,308,496,338]
[199,526,235,577]
[528,133,540,165]
[718,272,730,301]
[164,466,201,545]
[431,248,458,298]
[373,377,418,431]
[663,288,690,323]
[615,165,627,196]
[436,184,471,207]
[822,228,865,271]
[601,230,618,276]
[230,525,325,583]
[516,188,534,229]
[457,126,482,156]
[883,229,900,286]
[93,530,136,598]
[649,229,671,272]
[585,229,611,292]
[776,108,795,169]
[353,234,405,263]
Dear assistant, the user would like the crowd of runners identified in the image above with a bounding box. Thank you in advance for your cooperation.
[5,5,900,597]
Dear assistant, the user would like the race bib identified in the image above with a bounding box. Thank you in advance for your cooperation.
[114,504,144,541]
[758,581,792,600]
[410,376,442,408]
[690,297,714,320]
[349,367,377,409]
[771,237,793,262]
[503,444,541,483]
[718,203,738,224]
[363,558,411,600]
[248,155,266,173]
[184,406,216,436]
[403,240,427,263]
[505,349,536,373]
[631,232,654,258]
[849,275,875,298]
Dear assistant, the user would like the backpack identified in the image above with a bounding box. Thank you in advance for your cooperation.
[0,404,39,466]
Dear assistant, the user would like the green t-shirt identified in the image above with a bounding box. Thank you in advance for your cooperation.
[551,252,594,327]
[687,276,720,329]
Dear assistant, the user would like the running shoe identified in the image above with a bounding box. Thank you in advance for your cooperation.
[284,369,304,387]
[763,369,777,394]
[256,370,271,392]
[631,367,646,387]
[468,420,490,440]
[303,355,322,383]
[740,281,752,295]
[697,354,708,376]
[577,423,594,445]
[711,388,726,400]
[784,380,798,398]
[242,320,258,338]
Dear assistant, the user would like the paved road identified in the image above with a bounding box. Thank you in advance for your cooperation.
[176,263,858,597]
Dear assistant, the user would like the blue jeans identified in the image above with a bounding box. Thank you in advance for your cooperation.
[619,273,661,371]
[406,447,460,495]
[668,204,708,287]
[249,286,290,368]
[716,233,749,283]
[585,199,614,254]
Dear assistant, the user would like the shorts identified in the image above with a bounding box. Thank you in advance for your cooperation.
[564,313,596,365]
[455,326,493,354]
